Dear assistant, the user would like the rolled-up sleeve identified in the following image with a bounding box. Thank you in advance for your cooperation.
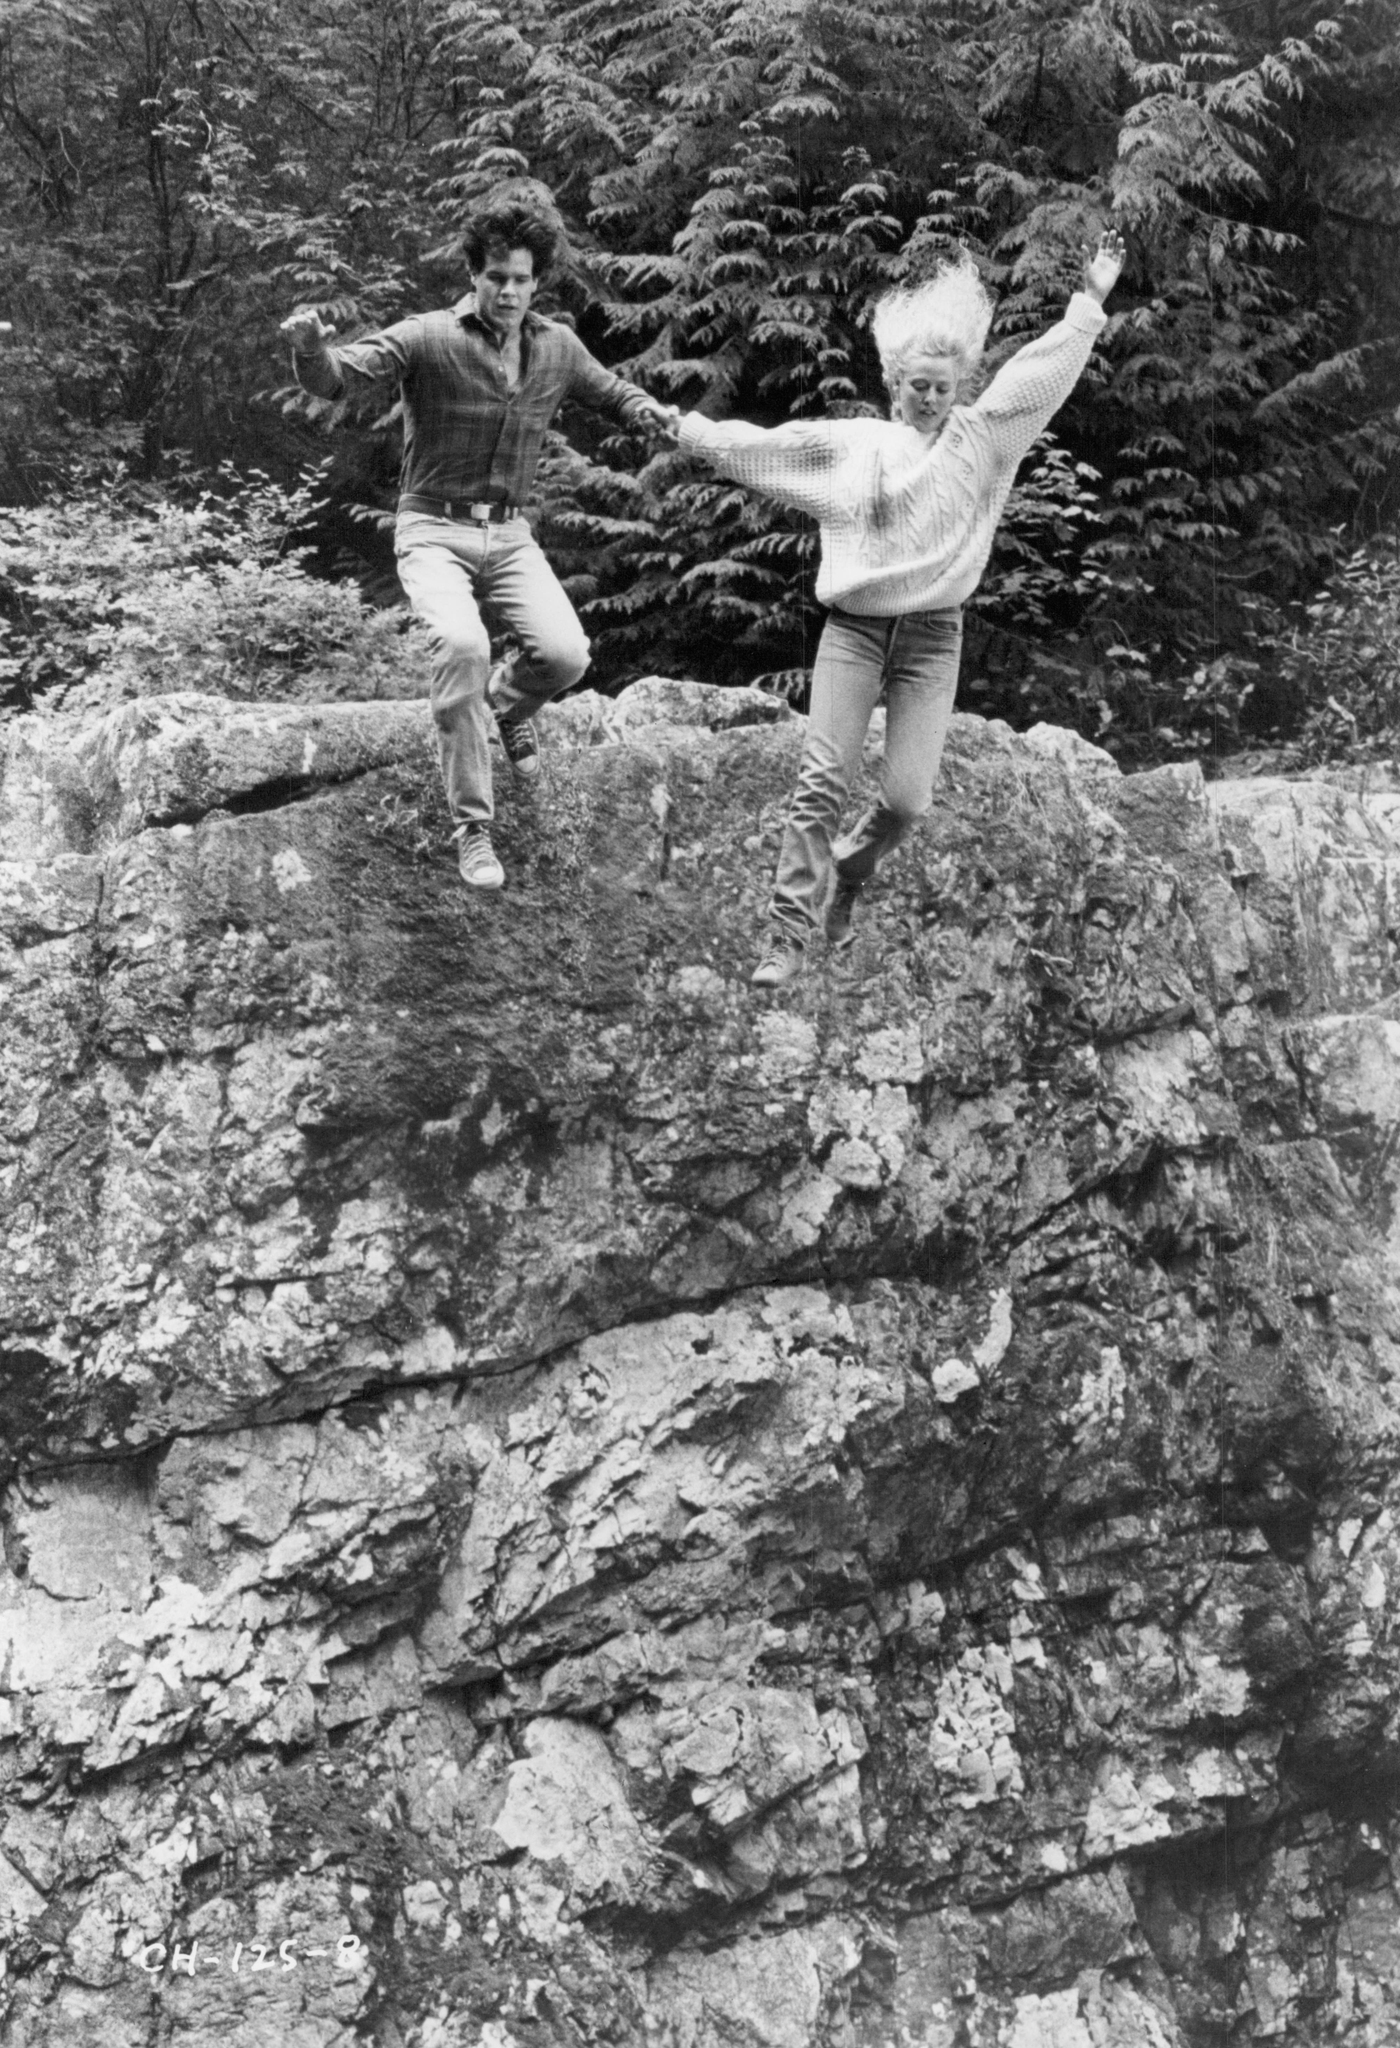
[293,317,424,400]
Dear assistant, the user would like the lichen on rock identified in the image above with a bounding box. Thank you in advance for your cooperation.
[5,676,1400,2042]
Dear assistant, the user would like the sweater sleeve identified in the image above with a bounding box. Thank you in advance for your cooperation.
[969,291,1108,473]
[677,413,846,521]
[292,316,423,400]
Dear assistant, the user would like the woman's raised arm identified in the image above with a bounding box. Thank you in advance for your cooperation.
[970,227,1124,470]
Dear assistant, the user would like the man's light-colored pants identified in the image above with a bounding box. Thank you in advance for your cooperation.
[394,511,590,825]
[772,605,964,940]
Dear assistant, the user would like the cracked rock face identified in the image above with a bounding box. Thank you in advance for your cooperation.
[5,673,1400,2045]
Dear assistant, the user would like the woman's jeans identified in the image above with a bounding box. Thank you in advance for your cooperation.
[771,606,963,941]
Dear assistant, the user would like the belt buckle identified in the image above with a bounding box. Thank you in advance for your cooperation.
[468,501,494,524]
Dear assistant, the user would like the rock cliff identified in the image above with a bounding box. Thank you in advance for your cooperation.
[4,675,1400,2047]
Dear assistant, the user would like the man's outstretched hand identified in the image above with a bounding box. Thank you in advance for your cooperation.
[635,398,681,447]
[1081,228,1126,305]
[280,309,337,353]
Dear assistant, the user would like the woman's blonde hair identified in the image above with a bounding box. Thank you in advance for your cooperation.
[871,252,995,406]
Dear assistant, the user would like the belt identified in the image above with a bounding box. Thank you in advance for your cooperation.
[399,494,522,524]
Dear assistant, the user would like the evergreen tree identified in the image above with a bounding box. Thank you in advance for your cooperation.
[0,0,1396,753]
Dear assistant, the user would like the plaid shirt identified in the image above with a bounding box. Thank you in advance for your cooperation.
[293,293,652,508]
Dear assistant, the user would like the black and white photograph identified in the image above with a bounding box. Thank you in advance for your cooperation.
[1,0,1399,2041]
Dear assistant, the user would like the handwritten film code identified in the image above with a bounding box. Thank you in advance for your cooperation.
[137,1934,367,1976]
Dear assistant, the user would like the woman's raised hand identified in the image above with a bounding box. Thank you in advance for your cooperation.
[1081,227,1126,305]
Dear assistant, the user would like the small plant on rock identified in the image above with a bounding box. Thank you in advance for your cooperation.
[1274,531,1400,770]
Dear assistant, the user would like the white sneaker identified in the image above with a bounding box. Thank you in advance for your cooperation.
[454,824,504,890]
[750,932,807,987]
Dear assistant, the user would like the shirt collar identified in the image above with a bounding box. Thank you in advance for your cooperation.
[453,291,543,341]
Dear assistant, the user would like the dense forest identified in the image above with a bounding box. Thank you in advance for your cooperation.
[1,0,1397,760]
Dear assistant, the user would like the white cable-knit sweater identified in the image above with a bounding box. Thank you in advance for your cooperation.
[677,291,1108,616]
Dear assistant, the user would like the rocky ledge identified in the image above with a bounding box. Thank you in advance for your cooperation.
[4,676,1400,2047]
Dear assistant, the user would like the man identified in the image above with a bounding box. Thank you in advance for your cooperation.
[281,195,674,890]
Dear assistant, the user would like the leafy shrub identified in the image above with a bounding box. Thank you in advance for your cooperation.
[532,429,822,695]
[1273,532,1400,769]
[0,467,425,711]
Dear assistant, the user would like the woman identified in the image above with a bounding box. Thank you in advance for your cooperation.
[675,229,1126,986]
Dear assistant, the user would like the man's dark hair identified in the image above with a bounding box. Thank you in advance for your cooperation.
[463,200,563,283]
